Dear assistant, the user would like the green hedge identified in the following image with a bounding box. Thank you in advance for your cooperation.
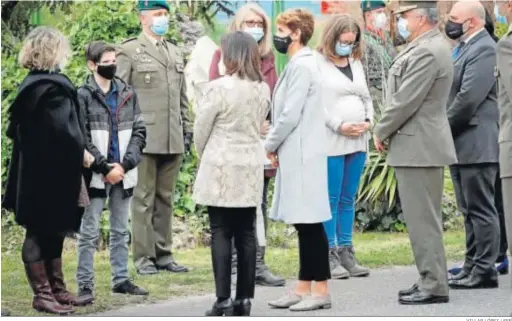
[1,2,206,234]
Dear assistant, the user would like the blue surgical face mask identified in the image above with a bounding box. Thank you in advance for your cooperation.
[151,15,169,36]
[495,4,507,25]
[335,42,353,57]
[397,17,410,40]
[244,27,264,42]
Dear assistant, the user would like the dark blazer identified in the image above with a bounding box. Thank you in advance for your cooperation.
[2,71,86,233]
[447,30,499,165]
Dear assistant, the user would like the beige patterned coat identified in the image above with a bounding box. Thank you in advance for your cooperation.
[193,75,270,207]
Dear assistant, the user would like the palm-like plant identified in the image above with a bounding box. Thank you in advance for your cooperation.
[357,101,399,211]
[356,101,403,231]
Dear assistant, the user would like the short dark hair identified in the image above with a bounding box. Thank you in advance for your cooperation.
[85,41,116,63]
[221,31,263,82]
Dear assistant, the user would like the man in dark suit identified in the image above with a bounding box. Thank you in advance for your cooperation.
[445,0,501,289]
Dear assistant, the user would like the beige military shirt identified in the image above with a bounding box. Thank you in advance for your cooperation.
[117,32,191,155]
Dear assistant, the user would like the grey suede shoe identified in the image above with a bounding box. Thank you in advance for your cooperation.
[338,246,370,277]
[268,292,303,308]
[329,248,350,279]
[289,294,332,311]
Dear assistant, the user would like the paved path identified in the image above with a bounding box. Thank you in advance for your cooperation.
[96,266,511,317]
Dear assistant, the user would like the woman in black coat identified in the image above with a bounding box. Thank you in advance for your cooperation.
[2,26,92,314]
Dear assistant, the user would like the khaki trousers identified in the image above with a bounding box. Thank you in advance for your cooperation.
[131,154,182,269]
[395,167,449,296]
[501,177,512,286]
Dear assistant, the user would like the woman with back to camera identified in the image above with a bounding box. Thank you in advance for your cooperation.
[193,31,271,316]
[2,26,93,315]
[265,8,332,312]
[316,14,373,280]
[208,2,284,287]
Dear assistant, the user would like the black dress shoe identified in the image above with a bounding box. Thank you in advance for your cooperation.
[112,280,149,295]
[448,269,470,281]
[449,270,499,289]
[157,261,189,273]
[398,283,419,297]
[399,291,449,305]
[233,298,252,316]
[205,298,234,316]
[137,265,159,275]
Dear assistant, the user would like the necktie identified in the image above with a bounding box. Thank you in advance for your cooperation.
[452,42,465,60]
[156,42,169,65]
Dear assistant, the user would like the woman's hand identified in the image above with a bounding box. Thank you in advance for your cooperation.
[260,120,271,136]
[357,121,371,133]
[83,150,95,168]
[339,122,370,137]
[266,151,279,168]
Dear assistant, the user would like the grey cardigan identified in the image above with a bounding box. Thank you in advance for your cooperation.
[316,53,373,156]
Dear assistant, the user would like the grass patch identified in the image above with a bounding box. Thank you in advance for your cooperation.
[1,226,465,316]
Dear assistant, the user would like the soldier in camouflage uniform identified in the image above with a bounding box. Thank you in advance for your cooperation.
[361,0,397,115]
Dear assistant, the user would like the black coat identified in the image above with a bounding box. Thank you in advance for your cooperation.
[2,71,87,233]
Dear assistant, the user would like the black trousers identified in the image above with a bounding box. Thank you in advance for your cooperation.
[294,223,330,282]
[22,229,65,264]
[209,206,257,299]
[450,164,500,274]
[494,174,509,262]
[231,176,271,271]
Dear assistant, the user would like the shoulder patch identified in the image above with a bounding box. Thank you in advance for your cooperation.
[165,38,177,46]
[121,37,137,44]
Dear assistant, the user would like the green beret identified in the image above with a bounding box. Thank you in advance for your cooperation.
[137,0,169,12]
[361,0,387,12]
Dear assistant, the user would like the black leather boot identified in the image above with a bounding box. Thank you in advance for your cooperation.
[205,298,234,316]
[255,247,285,287]
[233,299,251,316]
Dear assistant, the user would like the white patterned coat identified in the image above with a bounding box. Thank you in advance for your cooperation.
[264,47,331,224]
[193,75,270,208]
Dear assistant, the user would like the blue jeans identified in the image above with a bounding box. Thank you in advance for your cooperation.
[77,184,131,288]
[323,152,366,248]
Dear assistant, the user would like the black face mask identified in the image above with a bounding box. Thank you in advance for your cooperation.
[445,20,466,40]
[273,35,292,54]
[96,64,117,80]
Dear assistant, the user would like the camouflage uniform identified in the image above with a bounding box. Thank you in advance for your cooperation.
[362,29,397,115]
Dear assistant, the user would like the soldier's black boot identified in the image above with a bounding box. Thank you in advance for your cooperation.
[255,247,285,287]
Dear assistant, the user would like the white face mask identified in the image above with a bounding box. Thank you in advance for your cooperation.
[373,12,388,29]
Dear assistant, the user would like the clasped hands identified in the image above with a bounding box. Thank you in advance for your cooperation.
[83,150,124,184]
[104,163,125,185]
[338,121,371,137]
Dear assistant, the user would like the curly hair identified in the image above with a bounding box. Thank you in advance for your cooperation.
[18,26,70,72]
[276,8,315,45]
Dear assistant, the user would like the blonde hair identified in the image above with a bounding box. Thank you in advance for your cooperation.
[318,14,363,60]
[18,26,71,72]
[228,3,272,57]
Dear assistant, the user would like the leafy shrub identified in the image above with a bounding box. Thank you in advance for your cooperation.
[1,1,208,248]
